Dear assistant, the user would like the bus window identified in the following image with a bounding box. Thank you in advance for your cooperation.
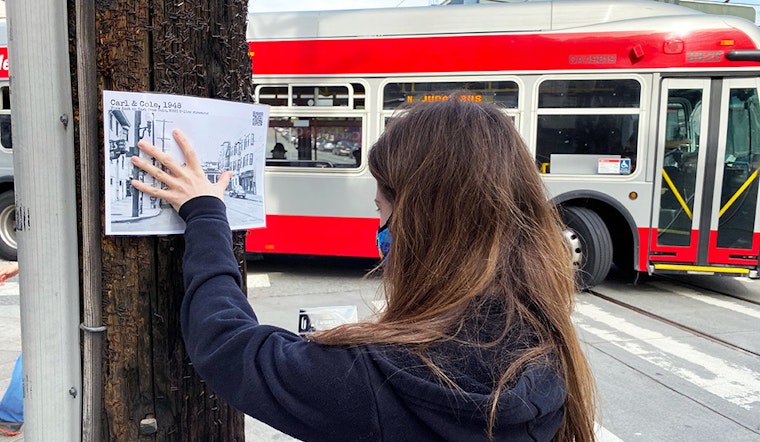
[1,85,9,109]
[256,85,288,107]
[293,85,350,107]
[657,88,703,247]
[0,115,10,149]
[717,87,760,248]
[537,79,640,108]
[382,81,518,110]
[536,79,642,175]
[256,84,366,109]
[257,83,366,168]
[724,88,760,162]
[0,85,9,149]
[266,116,363,168]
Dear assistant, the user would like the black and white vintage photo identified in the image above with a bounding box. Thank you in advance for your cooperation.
[103,91,269,235]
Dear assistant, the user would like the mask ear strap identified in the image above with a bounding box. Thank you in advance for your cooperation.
[377,213,392,233]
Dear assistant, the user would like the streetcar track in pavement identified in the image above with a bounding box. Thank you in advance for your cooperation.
[585,288,760,359]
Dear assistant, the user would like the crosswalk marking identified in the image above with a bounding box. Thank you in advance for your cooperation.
[247,273,271,288]
[575,301,760,410]
[595,422,625,442]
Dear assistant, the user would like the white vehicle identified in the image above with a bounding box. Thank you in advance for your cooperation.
[0,19,15,260]
[244,0,760,287]
[229,184,247,199]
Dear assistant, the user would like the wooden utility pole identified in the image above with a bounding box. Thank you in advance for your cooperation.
[71,1,252,440]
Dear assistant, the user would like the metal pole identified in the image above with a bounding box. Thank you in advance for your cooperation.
[5,2,82,441]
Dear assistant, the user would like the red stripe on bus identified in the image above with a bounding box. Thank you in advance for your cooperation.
[251,222,758,269]
[0,47,8,79]
[246,214,381,258]
[637,228,649,272]
[647,228,699,262]
[643,228,759,267]
[708,231,760,267]
[248,29,759,76]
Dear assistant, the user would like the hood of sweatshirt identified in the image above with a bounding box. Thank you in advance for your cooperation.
[362,303,567,442]
[368,345,566,440]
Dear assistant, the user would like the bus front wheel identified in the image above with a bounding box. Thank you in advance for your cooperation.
[0,191,16,261]
[561,206,612,289]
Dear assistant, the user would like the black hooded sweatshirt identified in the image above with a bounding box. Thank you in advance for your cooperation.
[179,196,566,441]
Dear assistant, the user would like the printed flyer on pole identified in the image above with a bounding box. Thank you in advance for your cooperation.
[103,90,269,235]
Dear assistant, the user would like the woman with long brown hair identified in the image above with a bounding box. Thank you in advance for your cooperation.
[131,92,596,441]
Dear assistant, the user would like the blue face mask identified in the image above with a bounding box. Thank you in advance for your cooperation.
[376,219,392,260]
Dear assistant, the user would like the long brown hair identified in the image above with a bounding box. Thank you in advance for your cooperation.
[313,92,596,441]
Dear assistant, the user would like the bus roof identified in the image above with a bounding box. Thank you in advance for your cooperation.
[246,0,710,41]
[246,0,760,76]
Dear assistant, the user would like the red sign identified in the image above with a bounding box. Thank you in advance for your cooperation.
[0,47,8,79]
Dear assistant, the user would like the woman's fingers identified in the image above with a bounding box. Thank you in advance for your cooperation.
[130,130,229,212]
[172,129,201,171]
[130,168,184,210]
[131,153,171,181]
[137,139,185,177]
[218,170,233,191]
[129,175,160,197]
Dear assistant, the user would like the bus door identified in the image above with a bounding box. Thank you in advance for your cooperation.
[650,78,760,275]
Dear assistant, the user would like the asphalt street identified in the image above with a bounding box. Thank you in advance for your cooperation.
[2,257,759,441]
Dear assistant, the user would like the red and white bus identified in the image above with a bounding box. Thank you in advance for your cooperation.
[243,0,760,286]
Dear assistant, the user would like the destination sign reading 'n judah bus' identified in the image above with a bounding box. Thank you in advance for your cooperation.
[406,94,487,103]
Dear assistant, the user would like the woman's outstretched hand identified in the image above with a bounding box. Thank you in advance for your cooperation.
[0,262,18,285]
[130,129,233,212]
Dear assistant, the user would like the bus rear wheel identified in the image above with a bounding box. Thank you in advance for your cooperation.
[0,191,16,261]
[561,206,612,289]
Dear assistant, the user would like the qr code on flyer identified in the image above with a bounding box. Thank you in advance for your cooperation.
[252,111,264,126]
